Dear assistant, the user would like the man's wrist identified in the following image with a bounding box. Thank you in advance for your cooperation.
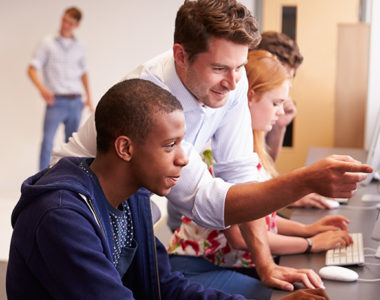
[292,166,314,196]
[255,260,276,278]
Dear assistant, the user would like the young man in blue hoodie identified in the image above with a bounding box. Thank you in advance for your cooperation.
[7,79,246,299]
[7,78,330,299]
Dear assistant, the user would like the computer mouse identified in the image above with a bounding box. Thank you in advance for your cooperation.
[319,266,358,282]
[335,197,348,204]
[324,199,340,209]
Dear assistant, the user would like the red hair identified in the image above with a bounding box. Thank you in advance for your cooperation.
[245,50,289,177]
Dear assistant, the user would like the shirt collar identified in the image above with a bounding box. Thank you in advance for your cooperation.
[162,55,204,113]
[55,33,77,42]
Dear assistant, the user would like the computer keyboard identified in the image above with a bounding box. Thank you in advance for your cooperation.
[325,232,364,266]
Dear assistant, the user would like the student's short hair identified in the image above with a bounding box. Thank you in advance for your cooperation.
[174,0,261,62]
[95,79,183,153]
[64,7,82,22]
[256,31,303,71]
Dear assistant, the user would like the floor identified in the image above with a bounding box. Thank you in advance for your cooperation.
[0,261,7,300]
[0,191,18,300]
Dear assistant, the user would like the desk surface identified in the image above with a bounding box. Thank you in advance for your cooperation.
[271,147,380,299]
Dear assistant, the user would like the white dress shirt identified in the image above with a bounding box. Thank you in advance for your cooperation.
[52,50,260,229]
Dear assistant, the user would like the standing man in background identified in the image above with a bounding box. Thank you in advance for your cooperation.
[27,6,93,170]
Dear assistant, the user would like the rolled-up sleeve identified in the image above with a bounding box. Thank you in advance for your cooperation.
[30,39,49,70]
[78,45,88,74]
[166,141,233,229]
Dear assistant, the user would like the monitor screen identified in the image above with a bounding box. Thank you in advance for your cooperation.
[362,108,380,185]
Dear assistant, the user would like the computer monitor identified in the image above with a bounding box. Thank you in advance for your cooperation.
[362,108,380,186]
[372,205,380,240]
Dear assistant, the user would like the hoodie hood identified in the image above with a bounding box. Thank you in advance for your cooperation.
[12,157,95,228]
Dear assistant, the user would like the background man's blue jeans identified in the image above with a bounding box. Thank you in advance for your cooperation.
[39,96,83,170]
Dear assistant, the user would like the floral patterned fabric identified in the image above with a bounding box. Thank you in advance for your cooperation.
[168,162,277,268]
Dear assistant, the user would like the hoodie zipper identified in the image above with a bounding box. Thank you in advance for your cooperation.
[150,199,162,300]
[78,193,106,236]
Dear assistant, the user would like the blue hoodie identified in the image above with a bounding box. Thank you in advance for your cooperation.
[6,157,245,300]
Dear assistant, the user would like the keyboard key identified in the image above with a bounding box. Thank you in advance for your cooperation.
[325,233,365,266]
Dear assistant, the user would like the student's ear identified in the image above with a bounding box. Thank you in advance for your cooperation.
[114,136,133,161]
[247,89,256,108]
[173,43,188,68]
[248,88,255,99]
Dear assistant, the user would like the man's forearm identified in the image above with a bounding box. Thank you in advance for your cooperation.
[239,219,275,275]
[225,167,309,225]
[224,156,371,226]
[81,73,91,100]
[27,66,44,92]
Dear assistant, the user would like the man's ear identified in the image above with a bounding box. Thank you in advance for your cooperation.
[114,136,133,161]
[173,43,187,68]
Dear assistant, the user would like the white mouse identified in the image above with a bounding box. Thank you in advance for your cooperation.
[324,199,340,209]
[319,266,358,282]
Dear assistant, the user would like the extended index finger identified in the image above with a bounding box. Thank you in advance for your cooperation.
[335,160,373,174]
[330,155,361,164]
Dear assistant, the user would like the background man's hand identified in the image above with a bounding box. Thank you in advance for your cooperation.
[40,86,54,106]
[84,96,94,112]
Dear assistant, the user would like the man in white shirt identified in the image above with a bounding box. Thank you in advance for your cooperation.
[53,0,372,293]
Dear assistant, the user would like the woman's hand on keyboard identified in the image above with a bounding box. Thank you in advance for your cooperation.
[310,230,353,252]
[304,215,350,236]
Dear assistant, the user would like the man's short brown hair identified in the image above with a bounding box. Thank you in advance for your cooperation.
[64,7,82,22]
[257,31,303,71]
[174,0,261,62]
